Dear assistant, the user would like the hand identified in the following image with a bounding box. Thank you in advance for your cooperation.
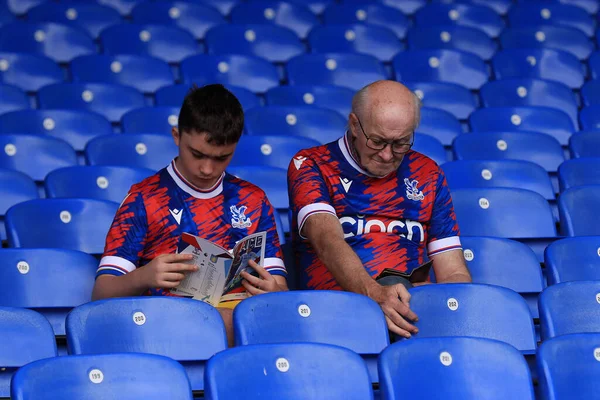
[140,253,197,289]
[240,260,287,296]
[368,283,419,339]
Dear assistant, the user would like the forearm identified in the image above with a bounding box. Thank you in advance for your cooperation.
[437,271,472,283]
[92,269,149,301]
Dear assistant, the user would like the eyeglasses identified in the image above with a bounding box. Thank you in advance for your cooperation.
[355,117,414,154]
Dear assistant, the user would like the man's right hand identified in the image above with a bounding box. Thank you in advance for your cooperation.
[368,283,419,339]
[139,253,198,289]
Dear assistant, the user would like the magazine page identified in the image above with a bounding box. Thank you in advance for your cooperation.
[220,231,267,298]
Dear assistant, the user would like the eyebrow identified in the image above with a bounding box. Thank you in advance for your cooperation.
[189,147,233,159]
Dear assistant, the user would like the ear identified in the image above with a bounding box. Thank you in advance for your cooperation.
[348,113,359,139]
[171,126,180,146]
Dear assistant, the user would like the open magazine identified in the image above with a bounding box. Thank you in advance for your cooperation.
[170,231,266,306]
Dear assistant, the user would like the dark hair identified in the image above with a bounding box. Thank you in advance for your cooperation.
[178,84,244,145]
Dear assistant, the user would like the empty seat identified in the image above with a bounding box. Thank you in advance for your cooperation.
[347,0,426,15]
[230,135,321,169]
[0,248,97,335]
[322,3,409,39]
[230,1,319,40]
[121,106,180,134]
[546,0,599,14]
[244,106,346,144]
[415,3,505,38]
[227,165,287,211]
[379,337,535,400]
[205,24,304,64]
[0,5,14,26]
[408,283,537,353]
[71,54,173,94]
[587,52,600,80]
[443,160,555,200]
[38,83,145,123]
[406,81,476,120]
[0,169,37,241]
[569,131,600,158]
[492,48,585,90]
[452,187,557,238]
[180,54,279,93]
[156,83,260,110]
[579,105,600,131]
[539,281,600,340]
[469,106,575,146]
[265,84,353,117]
[100,23,198,64]
[0,52,63,92]
[407,25,497,61]
[97,0,146,16]
[5,0,46,15]
[453,131,564,173]
[508,3,595,37]
[0,109,112,152]
[197,0,242,15]
[45,165,153,203]
[415,107,462,147]
[412,133,447,165]
[464,0,513,15]
[0,22,95,64]
[308,24,403,63]
[581,80,600,106]
[0,306,57,398]
[500,25,593,61]
[205,343,373,400]
[85,133,178,171]
[480,78,579,129]
[27,3,121,39]
[393,49,488,90]
[287,53,387,91]
[66,297,228,392]
[558,158,600,191]
[0,134,77,182]
[545,237,600,285]
[558,185,600,236]
[131,1,225,40]
[5,198,118,253]
[11,353,193,400]
[0,84,29,114]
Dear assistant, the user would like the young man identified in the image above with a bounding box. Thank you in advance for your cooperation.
[92,84,288,341]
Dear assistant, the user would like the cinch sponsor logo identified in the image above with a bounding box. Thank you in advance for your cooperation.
[339,215,424,242]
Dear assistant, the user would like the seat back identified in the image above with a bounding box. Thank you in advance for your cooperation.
[322,3,410,39]
[0,52,62,92]
[508,3,594,37]
[415,106,462,146]
[404,81,476,121]
[121,106,180,134]
[407,25,497,60]
[229,135,321,169]
[500,25,593,60]
[414,3,505,37]
[0,84,29,114]
[558,185,600,236]
[558,158,600,191]
[265,84,354,117]
[545,237,600,285]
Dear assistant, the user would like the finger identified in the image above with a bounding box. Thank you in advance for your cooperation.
[162,272,186,282]
[240,270,262,286]
[384,315,412,339]
[160,253,195,263]
[158,280,180,289]
[242,279,266,295]
[383,303,418,334]
[394,286,418,322]
[394,283,412,305]
[167,263,199,272]
[246,260,273,280]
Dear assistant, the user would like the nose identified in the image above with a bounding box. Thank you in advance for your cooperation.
[378,144,394,162]
[199,159,214,177]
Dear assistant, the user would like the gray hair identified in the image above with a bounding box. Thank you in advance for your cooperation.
[351,84,423,130]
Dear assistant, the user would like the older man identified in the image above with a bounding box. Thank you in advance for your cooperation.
[287,80,471,338]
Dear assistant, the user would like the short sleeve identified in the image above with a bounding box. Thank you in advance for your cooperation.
[257,195,286,277]
[427,168,462,257]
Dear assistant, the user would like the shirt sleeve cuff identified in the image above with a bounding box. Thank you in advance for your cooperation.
[264,257,287,276]
[297,203,337,239]
[96,256,137,278]
[427,236,462,257]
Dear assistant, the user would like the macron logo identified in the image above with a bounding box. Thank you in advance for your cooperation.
[169,208,182,225]
[293,156,307,170]
[340,177,353,193]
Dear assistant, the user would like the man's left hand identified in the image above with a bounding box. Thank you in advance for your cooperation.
[241,260,287,295]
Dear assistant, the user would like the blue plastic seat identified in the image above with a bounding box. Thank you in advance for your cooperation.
[581,80,600,106]
[569,131,600,158]
[100,23,198,64]
[500,25,593,61]
[195,0,242,16]
[412,133,447,165]
[587,52,600,80]
[0,4,14,26]
[71,54,173,94]
[539,281,600,340]
[0,52,63,92]
[346,0,426,15]
[470,106,575,146]
[265,84,354,117]
[0,248,97,335]
[27,3,121,39]
[206,343,373,400]
[6,0,48,16]
[287,53,387,91]
[180,54,279,94]
[460,0,513,15]
[452,188,557,238]
[0,307,57,398]
[0,84,29,114]
[393,49,488,90]
[121,106,180,134]
[156,83,260,110]
[0,169,37,241]
[415,107,462,147]
[0,22,95,64]
[443,160,555,200]
[479,78,579,129]
[508,3,595,37]
[131,1,225,40]
[45,166,153,203]
[492,48,584,90]
[558,158,600,191]
[38,83,145,123]
[415,3,505,38]
[408,283,537,354]
[205,24,304,64]
[545,237,600,285]
[529,0,599,14]
[5,198,118,253]
[96,0,146,16]
[233,290,389,384]
[579,105,600,131]
[408,25,497,61]
[405,81,476,120]
[308,24,403,63]
[379,337,535,400]
[0,109,112,152]
[322,3,409,39]
[0,134,77,182]
[453,131,564,173]
[230,1,319,40]
[558,185,600,236]
[244,105,346,144]
[230,135,321,169]
[11,353,193,400]
[66,297,228,392]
